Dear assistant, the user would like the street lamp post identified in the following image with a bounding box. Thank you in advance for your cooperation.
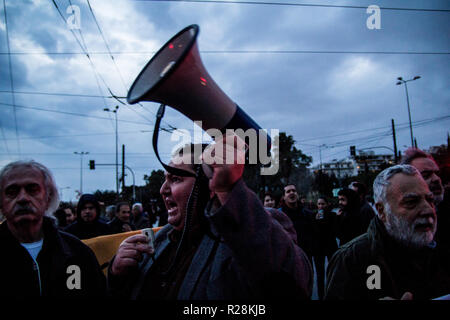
[396,76,421,148]
[104,106,119,198]
[74,151,89,194]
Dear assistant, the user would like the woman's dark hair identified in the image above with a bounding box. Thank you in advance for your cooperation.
[317,195,329,203]
[263,192,274,201]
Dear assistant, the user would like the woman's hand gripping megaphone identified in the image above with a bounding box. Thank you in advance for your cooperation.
[201,132,247,205]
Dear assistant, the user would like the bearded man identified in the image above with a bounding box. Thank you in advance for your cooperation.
[325,164,450,300]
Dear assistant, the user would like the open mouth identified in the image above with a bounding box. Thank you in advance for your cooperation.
[414,220,434,232]
[165,199,178,215]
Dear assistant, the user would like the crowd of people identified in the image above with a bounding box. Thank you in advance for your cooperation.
[0,140,448,300]
[52,195,167,240]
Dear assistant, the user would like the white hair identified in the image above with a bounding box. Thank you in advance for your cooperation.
[373,164,435,248]
[373,164,420,211]
[0,160,60,217]
[132,202,143,210]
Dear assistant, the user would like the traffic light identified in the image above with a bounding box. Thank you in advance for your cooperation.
[89,160,95,170]
[350,146,356,157]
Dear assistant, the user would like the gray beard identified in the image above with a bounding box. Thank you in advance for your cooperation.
[384,205,436,249]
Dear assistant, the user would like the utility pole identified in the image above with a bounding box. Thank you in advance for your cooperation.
[122,144,125,192]
[391,119,398,163]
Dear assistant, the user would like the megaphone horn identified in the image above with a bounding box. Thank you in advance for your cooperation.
[127,24,265,138]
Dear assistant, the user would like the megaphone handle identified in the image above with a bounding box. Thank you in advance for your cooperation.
[152,104,196,178]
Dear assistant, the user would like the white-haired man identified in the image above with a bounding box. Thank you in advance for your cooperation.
[0,160,106,298]
[131,202,150,229]
[325,164,450,300]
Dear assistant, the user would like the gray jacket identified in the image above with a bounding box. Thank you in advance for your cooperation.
[108,179,312,300]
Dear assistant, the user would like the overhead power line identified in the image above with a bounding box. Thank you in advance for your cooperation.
[0,90,120,99]
[133,0,450,13]
[0,102,151,125]
[0,102,179,134]
[52,0,111,109]
[297,115,450,144]
[51,0,176,130]
[85,0,129,92]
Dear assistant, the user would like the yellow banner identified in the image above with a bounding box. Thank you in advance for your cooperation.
[82,227,162,275]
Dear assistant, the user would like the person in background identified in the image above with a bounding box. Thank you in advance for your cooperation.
[263,192,276,208]
[65,194,111,240]
[326,165,450,300]
[401,147,449,249]
[279,184,314,263]
[53,208,67,229]
[335,188,366,246]
[311,196,338,300]
[0,160,105,297]
[64,205,77,225]
[108,202,136,234]
[349,181,376,232]
[105,205,116,222]
[131,202,150,230]
[149,200,168,227]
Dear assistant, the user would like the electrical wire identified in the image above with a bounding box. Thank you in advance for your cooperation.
[86,0,128,92]
[2,0,19,155]
[133,0,450,13]
[0,102,151,125]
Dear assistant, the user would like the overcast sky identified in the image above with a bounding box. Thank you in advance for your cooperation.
[0,0,449,202]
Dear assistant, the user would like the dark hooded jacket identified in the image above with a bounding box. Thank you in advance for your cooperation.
[64,194,111,240]
[336,188,370,245]
[325,217,450,300]
[0,217,106,298]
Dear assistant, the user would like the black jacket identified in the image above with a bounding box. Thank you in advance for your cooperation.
[64,219,111,240]
[132,212,150,230]
[336,205,371,246]
[64,194,111,240]
[325,217,450,300]
[311,209,338,257]
[0,217,106,298]
[280,203,314,257]
[108,217,136,234]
